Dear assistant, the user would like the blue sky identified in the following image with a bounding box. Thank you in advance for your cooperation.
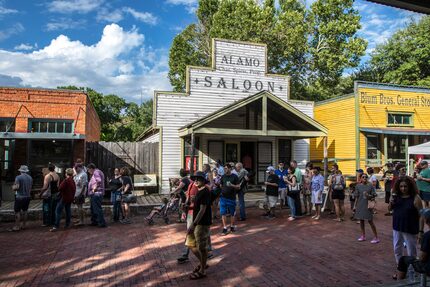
[0,0,422,103]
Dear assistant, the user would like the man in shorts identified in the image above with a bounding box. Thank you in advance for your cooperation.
[265,166,279,219]
[10,165,33,231]
[185,171,212,280]
[275,162,288,209]
[219,163,240,235]
[417,161,430,208]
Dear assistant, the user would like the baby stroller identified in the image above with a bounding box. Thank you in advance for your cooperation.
[145,193,180,225]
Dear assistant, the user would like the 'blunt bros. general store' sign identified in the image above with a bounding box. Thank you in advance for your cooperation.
[360,92,430,107]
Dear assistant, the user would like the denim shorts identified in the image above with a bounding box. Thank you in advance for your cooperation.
[14,197,31,212]
[219,197,236,216]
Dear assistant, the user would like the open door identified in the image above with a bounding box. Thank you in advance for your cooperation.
[257,142,272,184]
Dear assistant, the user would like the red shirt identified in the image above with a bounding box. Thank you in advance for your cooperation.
[186,180,198,215]
[59,177,76,204]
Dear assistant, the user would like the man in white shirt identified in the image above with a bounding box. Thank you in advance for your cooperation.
[73,164,88,226]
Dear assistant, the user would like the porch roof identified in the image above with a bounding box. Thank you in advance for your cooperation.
[360,127,430,136]
[178,91,327,138]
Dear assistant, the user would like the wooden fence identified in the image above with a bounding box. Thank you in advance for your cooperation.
[86,141,158,178]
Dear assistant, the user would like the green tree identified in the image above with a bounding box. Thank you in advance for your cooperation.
[168,0,367,100]
[58,86,153,141]
[369,16,430,87]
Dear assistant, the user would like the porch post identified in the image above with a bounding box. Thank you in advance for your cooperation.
[323,136,328,181]
[190,132,195,175]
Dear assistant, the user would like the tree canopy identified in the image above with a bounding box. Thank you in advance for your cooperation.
[168,0,367,100]
[58,86,152,141]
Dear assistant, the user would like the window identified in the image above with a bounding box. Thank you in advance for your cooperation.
[278,139,292,164]
[29,120,74,133]
[387,113,413,126]
[0,119,15,132]
[366,135,379,161]
[184,137,199,172]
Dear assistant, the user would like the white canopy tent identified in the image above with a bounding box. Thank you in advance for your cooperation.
[407,141,430,174]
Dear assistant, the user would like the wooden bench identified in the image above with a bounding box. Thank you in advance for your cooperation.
[133,174,158,195]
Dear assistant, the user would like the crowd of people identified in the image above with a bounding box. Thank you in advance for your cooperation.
[168,159,430,280]
[8,157,430,282]
[9,160,138,232]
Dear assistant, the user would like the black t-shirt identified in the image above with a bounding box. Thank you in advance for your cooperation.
[109,177,122,191]
[121,176,133,194]
[266,174,279,196]
[220,174,239,200]
[193,187,212,226]
[383,170,394,192]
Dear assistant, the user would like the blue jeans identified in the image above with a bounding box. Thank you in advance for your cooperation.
[90,195,106,226]
[43,195,59,226]
[111,190,123,221]
[237,189,246,219]
[287,196,296,217]
[54,199,71,228]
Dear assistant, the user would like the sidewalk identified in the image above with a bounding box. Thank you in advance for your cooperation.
[0,192,268,222]
[0,197,419,287]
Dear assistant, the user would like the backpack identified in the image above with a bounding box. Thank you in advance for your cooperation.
[332,175,345,191]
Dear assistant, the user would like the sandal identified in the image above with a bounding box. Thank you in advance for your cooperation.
[193,264,209,273]
[190,271,207,280]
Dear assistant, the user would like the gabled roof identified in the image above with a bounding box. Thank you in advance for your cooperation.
[178,91,327,138]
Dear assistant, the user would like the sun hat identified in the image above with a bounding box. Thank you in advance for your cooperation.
[190,171,207,183]
[18,165,29,173]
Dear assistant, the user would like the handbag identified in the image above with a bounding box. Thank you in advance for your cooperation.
[287,176,300,197]
[368,199,376,210]
[123,194,137,204]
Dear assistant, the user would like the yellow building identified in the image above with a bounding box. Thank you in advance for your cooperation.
[310,81,430,176]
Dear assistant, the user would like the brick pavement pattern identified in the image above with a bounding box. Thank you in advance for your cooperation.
[0,200,405,287]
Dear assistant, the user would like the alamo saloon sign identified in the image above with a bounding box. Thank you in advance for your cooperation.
[190,41,287,95]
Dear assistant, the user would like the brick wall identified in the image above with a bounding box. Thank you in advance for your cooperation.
[85,95,101,142]
[0,87,100,139]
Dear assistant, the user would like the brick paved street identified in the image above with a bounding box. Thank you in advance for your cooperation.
[0,199,412,287]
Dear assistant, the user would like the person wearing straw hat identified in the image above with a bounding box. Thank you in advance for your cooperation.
[9,165,33,231]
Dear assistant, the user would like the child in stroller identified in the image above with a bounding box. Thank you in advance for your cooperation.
[145,194,180,225]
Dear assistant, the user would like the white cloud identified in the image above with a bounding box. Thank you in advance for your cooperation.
[0,3,17,15]
[166,0,198,13]
[355,0,422,59]
[45,18,86,31]
[96,7,123,23]
[47,0,104,14]
[0,23,24,41]
[0,24,171,102]
[123,7,157,25]
[97,7,158,25]
[14,43,37,51]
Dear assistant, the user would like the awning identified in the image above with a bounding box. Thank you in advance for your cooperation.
[365,1,430,14]
[0,132,86,140]
[408,141,430,155]
[178,91,327,138]
[360,128,430,136]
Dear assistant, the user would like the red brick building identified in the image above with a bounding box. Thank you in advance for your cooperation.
[0,87,100,198]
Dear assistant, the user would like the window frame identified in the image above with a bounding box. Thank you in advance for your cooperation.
[0,118,15,132]
[386,111,414,127]
[28,119,74,134]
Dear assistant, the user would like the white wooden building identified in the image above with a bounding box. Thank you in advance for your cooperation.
[139,39,327,193]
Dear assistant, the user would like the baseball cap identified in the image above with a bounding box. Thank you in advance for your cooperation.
[421,161,429,166]
[356,169,364,173]
[266,166,275,173]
